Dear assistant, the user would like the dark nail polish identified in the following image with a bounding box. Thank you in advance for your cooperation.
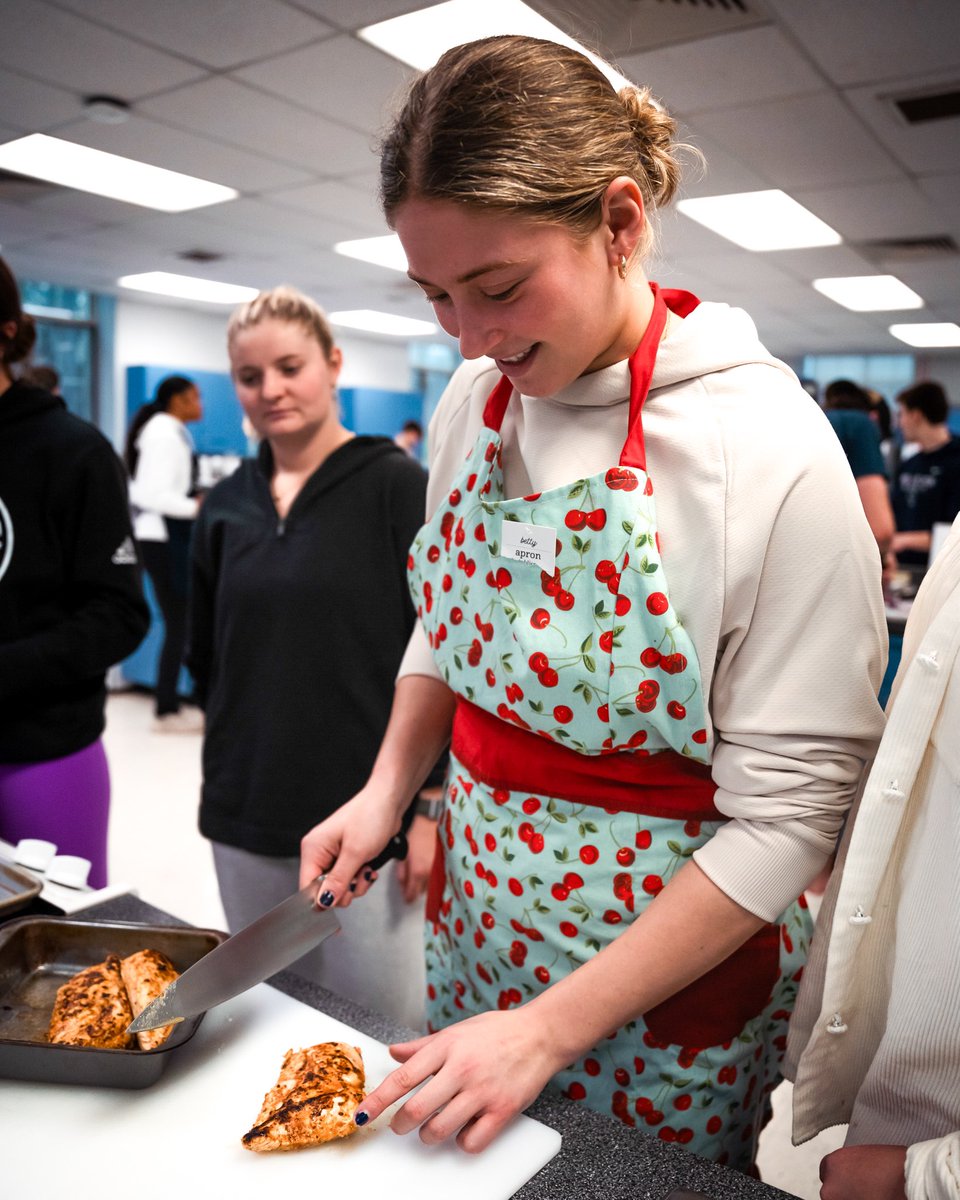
[348,881,357,892]
[363,870,374,882]
[319,890,335,907]
[355,1110,369,1126]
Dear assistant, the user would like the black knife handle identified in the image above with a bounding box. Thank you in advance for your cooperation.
[366,831,408,871]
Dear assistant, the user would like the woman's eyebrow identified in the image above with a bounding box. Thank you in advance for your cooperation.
[408,259,523,287]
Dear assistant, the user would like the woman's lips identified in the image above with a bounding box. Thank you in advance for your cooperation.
[495,344,538,375]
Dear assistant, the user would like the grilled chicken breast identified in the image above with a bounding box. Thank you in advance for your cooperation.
[242,1042,366,1152]
[120,948,179,1050]
[48,954,134,1049]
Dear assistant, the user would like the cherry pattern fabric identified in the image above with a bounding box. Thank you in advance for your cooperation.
[426,762,812,1171]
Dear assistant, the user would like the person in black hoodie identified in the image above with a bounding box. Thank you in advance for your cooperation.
[0,255,149,886]
[187,285,440,1029]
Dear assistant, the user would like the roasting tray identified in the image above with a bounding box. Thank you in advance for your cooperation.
[0,861,43,919]
[0,916,226,1088]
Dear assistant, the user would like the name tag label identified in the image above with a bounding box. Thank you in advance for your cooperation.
[500,520,556,574]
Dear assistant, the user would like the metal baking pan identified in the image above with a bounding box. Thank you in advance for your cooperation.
[0,862,43,919]
[0,916,226,1088]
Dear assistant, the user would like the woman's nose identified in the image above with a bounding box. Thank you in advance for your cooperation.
[446,305,501,361]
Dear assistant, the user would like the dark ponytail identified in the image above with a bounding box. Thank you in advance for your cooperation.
[124,373,196,475]
[0,255,37,368]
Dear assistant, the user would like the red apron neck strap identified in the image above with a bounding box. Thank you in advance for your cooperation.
[481,374,515,432]
[619,283,667,471]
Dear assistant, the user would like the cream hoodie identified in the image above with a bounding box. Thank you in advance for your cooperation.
[400,298,887,921]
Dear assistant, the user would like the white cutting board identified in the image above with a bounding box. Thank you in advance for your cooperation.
[0,982,561,1199]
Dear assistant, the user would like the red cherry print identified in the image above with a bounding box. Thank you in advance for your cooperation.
[644,477,654,496]
[534,966,550,984]
[645,1110,664,1126]
[463,879,475,898]
[604,467,639,492]
[522,797,540,814]
[448,488,462,506]
[555,590,575,611]
[661,652,688,675]
[476,963,492,984]
[606,572,621,595]
[473,929,485,949]
[566,1082,586,1101]
[616,846,635,866]
[481,911,495,929]
[495,566,512,589]
[585,508,607,531]
[529,832,545,853]
[440,510,455,536]
[692,728,707,744]
[553,705,573,724]
[463,558,476,577]
[635,679,660,712]
[484,832,497,852]
[615,594,631,616]
[466,473,477,491]
[595,559,617,581]
[481,621,494,642]
[564,509,587,531]
[563,871,585,889]
[454,523,465,546]
[529,651,549,673]
[635,829,652,849]
[485,668,497,688]
[454,917,464,936]
[441,574,453,593]
[599,631,614,653]
[539,667,559,687]
[640,647,661,668]
[646,592,668,616]
[677,1128,694,1145]
[603,910,622,924]
[506,682,524,703]
[518,822,534,843]
[614,1067,630,1086]
[531,607,550,629]
[559,921,578,938]
[684,819,701,837]
[627,729,648,748]
[551,883,570,901]
[706,1115,723,1135]
[633,1057,645,1075]
[474,523,486,542]
[427,544,440,562]
[467,640,482,666]
[509,940,527,966]
[635,1096,653,1115]
[584,1057,601,1076]
[597,703,609,722]
[579,845,599,865]
[673,1094,692,1111]
[782,927,794,953]
[541,568,561,596]
[666,700,686,720]
[642,874,664,895]
[658,1127,677,1143]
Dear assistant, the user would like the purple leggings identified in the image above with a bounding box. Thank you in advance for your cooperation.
[0,740,110,888]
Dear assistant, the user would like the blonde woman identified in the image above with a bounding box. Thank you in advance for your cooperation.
[187,286,440,1030]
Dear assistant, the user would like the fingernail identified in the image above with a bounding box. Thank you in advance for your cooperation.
[348,881,357,892]
[363,870,374,882]
[319,890,335,907]
[355,1110,369,1126]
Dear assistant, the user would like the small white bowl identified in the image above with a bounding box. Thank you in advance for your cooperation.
[14,839,58,872]
[45,855,92,889]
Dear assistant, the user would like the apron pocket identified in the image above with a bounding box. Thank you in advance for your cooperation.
[642,923,781,1048]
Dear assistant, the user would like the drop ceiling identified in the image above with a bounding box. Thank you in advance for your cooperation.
[0,0,958,358]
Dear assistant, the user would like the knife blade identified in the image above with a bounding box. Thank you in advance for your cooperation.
[128,831,408,1034]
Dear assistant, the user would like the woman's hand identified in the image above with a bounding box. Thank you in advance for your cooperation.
[354,1007,565,1153]
[299,785,401,904]
[396,813,438,903]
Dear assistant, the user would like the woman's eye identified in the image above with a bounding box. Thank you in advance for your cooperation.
[486,282,519,302]
[424,292,449,306]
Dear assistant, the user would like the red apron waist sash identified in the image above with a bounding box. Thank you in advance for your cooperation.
[451,699,719,821]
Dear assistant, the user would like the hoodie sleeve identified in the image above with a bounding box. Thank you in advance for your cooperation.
[129,415,199,519]
[0,439,150,702]
[906,1134,960,1199]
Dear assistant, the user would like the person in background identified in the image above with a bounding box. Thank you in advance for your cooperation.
[0,255,149,885]
[299,35,886,1169]
[187,286,442,1030]
[891,381,960,568]
[125,375,204,733]
[866,389,899,478]
[395,418,424,458]
[787,513,960,1200]
[822,379,896,561]
[20,363,60,395]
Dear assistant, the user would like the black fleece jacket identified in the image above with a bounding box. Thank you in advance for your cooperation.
[0,381,150,761]
[188,436,439,856]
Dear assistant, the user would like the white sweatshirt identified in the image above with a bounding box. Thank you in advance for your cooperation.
[128,411,198,542]
[787,515,960,1200]
[400,299,887,921]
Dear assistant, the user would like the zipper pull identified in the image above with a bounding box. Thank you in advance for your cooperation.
[277,519,286,537]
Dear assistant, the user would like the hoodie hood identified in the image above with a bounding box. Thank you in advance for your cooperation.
[256,434,413,505]
[0,379,65,430]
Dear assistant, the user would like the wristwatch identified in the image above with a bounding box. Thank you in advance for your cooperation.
[415,793,443,821]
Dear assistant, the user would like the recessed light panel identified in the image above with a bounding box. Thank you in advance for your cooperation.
[676,189,841,251]
[813,275,923,312]
[118,272,258,305]
[334,235,409,273]
[329,310,438,336]
[0,134,237,213]
[359,0,631,89]
[889,322,960,348]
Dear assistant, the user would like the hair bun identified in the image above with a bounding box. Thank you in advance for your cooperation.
[617,85,683,209]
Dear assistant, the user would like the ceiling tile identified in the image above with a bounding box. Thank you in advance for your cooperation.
[793,179,948,242]
[139,76,378,175]
[0,0,203,97]
[234,33,414,134]
[618,25,824,114]
[916,172,960,232]
[690,91,902,190]
[844,71,960,176]
[290,0,428,30]
[52,0,333,70]
[264,179,389,236]
[0,68,80,133]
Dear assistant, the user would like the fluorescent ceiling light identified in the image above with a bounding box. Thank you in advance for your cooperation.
[329,309,438,337]
[889,322,960,348]
[676,189,841,251]
[360,0,631,90]
[813,275,923,312]
[118,272,258,305]
[334,234,408,273]
[0,133,237,213]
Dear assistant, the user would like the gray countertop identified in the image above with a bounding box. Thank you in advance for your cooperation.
[85,894,800,1200]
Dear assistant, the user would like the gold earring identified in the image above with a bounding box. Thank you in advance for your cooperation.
[618,254,628,281]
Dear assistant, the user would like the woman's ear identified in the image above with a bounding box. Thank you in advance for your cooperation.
[327,345,344,385]
[601,176,646,268]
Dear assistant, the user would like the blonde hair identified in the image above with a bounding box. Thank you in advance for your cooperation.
[227,285,336,359]
[380,36,694,256]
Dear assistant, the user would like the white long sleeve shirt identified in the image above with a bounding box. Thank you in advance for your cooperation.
[128,411,198,541]
[400,299,887,921]
[787,515,960,1200]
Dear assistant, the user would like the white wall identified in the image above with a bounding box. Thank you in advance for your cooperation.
[916,354,960,407]
[112,296,417,444]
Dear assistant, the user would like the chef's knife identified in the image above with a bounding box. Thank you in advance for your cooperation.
[128,832,407,1035]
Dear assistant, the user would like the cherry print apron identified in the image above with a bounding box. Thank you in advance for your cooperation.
[408,285,812,1170]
